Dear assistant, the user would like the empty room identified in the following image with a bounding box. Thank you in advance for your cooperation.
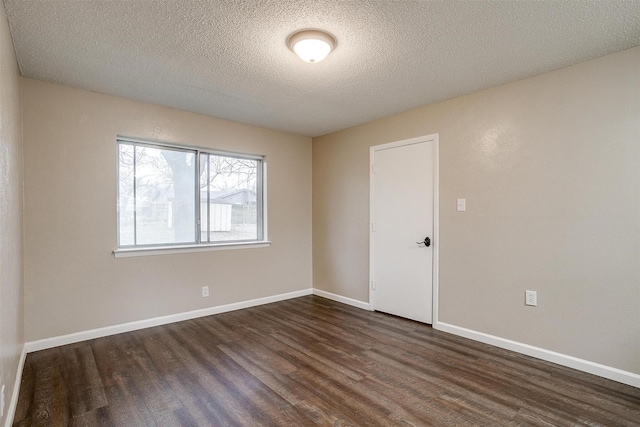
[1,1,639,426]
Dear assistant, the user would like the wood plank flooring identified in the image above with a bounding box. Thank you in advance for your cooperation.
[13,295,640,426]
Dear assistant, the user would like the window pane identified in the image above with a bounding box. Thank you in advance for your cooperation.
[118,144,135,246]
[204,155,259,242]
[118,138,264,249]
[134,145,196,245]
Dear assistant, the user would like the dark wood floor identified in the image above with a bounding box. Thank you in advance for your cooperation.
[13,296,640,426]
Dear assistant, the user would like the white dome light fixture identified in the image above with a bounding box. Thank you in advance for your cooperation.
[287,30,336,63]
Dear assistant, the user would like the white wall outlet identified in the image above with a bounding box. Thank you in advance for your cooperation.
[1,384,5,418]
[202,286,209,297]
[457,198,466,212]
[525,290,537,306]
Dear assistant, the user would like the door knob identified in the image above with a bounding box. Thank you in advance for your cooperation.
[416,237,431,247]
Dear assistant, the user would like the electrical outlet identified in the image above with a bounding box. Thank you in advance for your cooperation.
[1,384,5,418]
[202,286,209,297]
[525,290,537,306]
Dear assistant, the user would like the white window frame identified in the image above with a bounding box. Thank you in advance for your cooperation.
[114,137,269,258]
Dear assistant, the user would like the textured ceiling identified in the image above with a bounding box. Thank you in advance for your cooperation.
[3,0,640,137]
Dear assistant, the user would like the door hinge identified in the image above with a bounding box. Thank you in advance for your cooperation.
[371,280,376,290]
[371,164,376,174]
[371,222,376,232]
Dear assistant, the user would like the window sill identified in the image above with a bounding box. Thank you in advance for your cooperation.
[113,241,271,258]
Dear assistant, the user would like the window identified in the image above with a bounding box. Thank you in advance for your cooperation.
[117,138,264,251]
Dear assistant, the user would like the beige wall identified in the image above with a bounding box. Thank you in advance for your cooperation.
[23,79,312,341]
[313,47,640,374]
[0,2,24,425]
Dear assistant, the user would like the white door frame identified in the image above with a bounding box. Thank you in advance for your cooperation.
[369,133,439,326]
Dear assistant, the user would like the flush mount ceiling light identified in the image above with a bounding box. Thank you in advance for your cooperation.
[287,29,336,63]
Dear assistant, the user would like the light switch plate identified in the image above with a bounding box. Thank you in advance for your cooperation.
[525,290,537,306]
[457,198,466,212]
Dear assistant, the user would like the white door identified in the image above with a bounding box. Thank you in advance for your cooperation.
[370,135,437,324]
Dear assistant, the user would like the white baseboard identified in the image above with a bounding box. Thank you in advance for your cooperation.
[312,288,370,310]
[435,321,640,389]
[4,344,27,427]
[23,288,638,391]
[25,288,313,353]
